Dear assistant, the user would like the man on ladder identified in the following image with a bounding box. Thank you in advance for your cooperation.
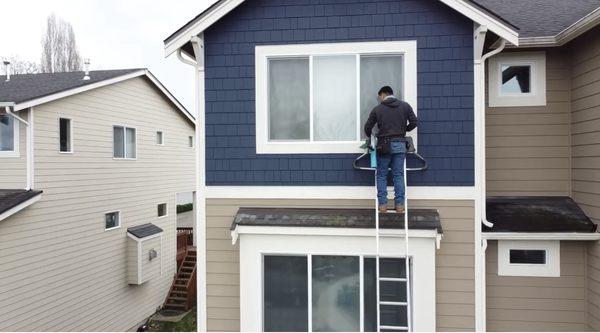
[364,85,418,214]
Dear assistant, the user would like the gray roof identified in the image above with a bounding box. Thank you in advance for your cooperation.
[0,69,142,104]
[0,189,42,215]
[127,223,164,239]
[232,207,442,233]
[472,0,600,38]
[484,197,597,233]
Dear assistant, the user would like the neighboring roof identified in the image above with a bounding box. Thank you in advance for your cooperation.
[0,69,195,124]
[231,207,443,233]
[0,189,43,222]
[472,0,600,46]
[163,0,519,56]
[127,223,164,239]
[484,197,598,233]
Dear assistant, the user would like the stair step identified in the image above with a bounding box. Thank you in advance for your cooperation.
[164,303,187,310]
[168,296,188,302]
[171,292,187,297]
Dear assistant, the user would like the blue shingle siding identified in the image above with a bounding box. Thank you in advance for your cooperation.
[204,0,474,186]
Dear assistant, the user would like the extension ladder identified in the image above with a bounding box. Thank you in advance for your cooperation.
[354,137,427,332]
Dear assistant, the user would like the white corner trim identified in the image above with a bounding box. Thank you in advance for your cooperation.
[0,193,42,222]
[488,51,546,107]
[497,240,560,277]
[255,41,418,154]
[205,186,476,200]
[483,232,600,241]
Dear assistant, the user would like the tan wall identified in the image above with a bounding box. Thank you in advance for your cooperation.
[486,241,587,331]
[486,49,572,196]
[205,198,475,332]
[568,27,600,331]
[0,109,28,188]
[0,77,195,331]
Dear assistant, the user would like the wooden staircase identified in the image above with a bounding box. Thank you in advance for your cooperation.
[163,248,197,313]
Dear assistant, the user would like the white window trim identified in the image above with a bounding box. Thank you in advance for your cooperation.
[497,240,560,277]
[0,114,20,158]
[157,203,168,218]
[255,41,418,154]
[238,229,436,331]
[104,210,122,231]
[156,130,164,146]
[58,117,74,154]
[488,51,546,107]
[112,125,138,160]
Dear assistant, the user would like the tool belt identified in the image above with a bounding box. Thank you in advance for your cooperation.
[376,136,416,154]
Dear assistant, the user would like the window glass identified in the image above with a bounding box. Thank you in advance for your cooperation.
[364,258,408,332]
[264,256,308,332]
[105,211,120,229]
[268,58,310,141]
[158,203,167,217]
[313,55,357,141]
[113,126,124,158]
[189,136,194,147]
[501,65,531,94]
[156,131,163,145]
[126,127,136,158]
[0,115,15,151]
[312,255,360,332]
[360,55,404,139]
[509,249,546,264]
[59,118,71,152]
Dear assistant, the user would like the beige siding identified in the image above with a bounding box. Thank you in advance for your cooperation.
[568,27,600,331]
[0,77,195,331]
[205,198,475,332]
[486,241,587,331]
[0,109,28,188]
[486,49,572,196]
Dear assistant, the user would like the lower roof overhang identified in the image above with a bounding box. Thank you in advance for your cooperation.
[0,189,43,222]
[482,232,600,241]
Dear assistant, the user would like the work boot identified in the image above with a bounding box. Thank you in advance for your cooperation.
[396,205,405,214]
[378,205,387,214]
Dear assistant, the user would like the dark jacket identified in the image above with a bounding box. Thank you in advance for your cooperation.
[364,97,417,139]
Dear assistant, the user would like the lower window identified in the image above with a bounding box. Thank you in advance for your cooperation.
[263,255,410,332]
[497,240,560,277]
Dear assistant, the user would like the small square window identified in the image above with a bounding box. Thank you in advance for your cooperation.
[59,118,72,153]
[105,211,121,230]
[488,51,546,107]
[157,203,167,218]
[156,131,164,145]
[498,240,559,277]
[500,65,530,94]
[188,136,194,148]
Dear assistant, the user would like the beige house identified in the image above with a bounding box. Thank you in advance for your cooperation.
[164,0,600,332]
[0,69,196,331]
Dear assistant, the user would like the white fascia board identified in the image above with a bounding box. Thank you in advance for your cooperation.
[126,232,163,242]
[0,193,42,222]
[482,232,600,241]
[164,0,245,57]
[438,0,519,46]
[205,186,476,200]
[0,102,16,108]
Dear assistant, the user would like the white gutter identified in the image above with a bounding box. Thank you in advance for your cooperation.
[174,35,207,332]
[483,232,600,241]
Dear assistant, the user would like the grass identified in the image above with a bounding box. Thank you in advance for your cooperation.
[149,307,197,332]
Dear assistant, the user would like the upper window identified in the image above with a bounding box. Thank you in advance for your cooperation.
[0,114,19,157]
[188,136,194,148]
[498,240,559,277]
[256,41,417,154]
[105,211,121,230]
[488,52,546,107]
[113,125,136,159]
[59,118,72,153]
[157,203,167,218]
[156,131,164,145]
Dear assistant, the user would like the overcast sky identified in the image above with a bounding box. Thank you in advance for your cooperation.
[0,0,218,114]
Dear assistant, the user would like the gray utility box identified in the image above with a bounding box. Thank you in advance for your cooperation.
[126,223,163,285]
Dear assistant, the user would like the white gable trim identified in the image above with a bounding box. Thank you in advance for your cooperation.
[163,0,519,56]
[10,70,195,124]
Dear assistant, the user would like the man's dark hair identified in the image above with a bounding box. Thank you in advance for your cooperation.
[378,86,393,96]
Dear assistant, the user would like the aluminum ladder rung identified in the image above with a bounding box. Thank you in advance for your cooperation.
[379,325,409,331]
[378,277,406,282]
[379,301,408,306]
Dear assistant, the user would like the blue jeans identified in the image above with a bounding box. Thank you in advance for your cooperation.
[376,140,406,206]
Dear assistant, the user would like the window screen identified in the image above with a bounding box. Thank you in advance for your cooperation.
[59,118,71,152]
[501,65,531,94]
[0,115,15,151]
[509,249,546,264]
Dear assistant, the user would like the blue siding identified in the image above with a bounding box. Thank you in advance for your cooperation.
[204,0,474,186]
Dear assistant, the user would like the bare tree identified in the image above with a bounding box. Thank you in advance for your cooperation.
[40,14,82,73]
[1,56,39,75]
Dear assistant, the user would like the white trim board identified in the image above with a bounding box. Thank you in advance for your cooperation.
[163,0,519,56]
[483,232,600,241]
[205,186,476,200]
[0,193,42,222]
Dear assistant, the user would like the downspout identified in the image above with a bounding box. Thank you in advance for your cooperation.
[4,106,33,190]
[176,36,207,332]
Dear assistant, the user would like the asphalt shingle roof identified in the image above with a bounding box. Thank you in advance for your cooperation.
[0,189,42,215]
[0,69,142,104]
[484,197,598,233]
[472,0,600,38]
[127,223,164,239]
